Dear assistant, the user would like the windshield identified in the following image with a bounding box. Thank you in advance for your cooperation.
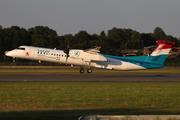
[16,47,25,50]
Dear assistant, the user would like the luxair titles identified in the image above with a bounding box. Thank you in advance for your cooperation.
[37,49,50,53]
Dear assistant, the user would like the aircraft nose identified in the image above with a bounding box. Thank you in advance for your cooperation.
[5,51,13,57]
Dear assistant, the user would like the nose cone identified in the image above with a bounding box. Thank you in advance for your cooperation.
[5,51,13,57]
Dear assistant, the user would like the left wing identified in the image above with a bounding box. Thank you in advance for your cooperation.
[83,46,101,54]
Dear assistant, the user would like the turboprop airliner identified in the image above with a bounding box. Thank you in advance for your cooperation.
[5,40,175,74]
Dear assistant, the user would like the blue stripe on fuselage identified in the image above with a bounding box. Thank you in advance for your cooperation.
[104,55,164,69]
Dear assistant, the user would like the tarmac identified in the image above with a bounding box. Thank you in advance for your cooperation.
[0,74,180,82]
[79,115,180,120]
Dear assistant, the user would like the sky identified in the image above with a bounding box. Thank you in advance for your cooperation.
[0,0,180,38]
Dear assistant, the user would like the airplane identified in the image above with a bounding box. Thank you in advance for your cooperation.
[5,40,175,74]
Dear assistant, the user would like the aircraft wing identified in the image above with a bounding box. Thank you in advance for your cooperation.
[83,46,101,54]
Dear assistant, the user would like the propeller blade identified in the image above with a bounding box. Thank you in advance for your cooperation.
[64,41,70,63]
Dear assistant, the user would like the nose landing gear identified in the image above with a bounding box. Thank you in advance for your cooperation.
[13,57,16,62]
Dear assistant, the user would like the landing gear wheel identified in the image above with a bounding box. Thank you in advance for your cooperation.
[13,58,15,63]
[87,68,92,73]
[80,68,84,74]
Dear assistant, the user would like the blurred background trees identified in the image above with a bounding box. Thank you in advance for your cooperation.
[0,25,179,62]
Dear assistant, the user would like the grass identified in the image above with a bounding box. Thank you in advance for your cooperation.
[0,67,180,75]
[0,82,180,120]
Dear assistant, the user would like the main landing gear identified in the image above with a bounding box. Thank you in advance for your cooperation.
[80,67,92,74]
[87,68,92,73]
[80,68,84,74]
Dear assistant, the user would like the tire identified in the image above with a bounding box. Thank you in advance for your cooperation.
[80,69,84,74]
[87,68,92,73]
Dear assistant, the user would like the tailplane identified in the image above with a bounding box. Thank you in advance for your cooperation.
[144,40,175,65]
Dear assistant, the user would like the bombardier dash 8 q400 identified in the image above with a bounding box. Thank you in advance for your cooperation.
[5,40,175,74]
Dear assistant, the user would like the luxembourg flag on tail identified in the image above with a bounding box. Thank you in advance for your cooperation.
[145,40,175,65]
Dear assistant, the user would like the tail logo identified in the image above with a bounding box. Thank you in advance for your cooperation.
[145,40,175,65]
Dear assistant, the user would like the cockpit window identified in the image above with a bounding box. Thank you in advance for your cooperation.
[16,47,25,50]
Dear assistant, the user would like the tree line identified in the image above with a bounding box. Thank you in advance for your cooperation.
[0,25,179,62]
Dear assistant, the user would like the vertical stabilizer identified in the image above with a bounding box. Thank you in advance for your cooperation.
[144,40,175,65]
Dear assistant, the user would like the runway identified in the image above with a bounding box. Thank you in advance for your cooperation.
[0,74,180,82]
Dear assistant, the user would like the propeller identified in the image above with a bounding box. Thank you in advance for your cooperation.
[64,41,69,62]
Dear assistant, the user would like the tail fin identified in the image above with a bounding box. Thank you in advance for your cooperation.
[144,40,175,65]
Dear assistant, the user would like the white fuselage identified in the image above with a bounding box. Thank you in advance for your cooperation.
[6,46,146,71]
[6,40,175,73]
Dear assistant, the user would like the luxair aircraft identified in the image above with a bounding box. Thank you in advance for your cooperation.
[5,40,175,74]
